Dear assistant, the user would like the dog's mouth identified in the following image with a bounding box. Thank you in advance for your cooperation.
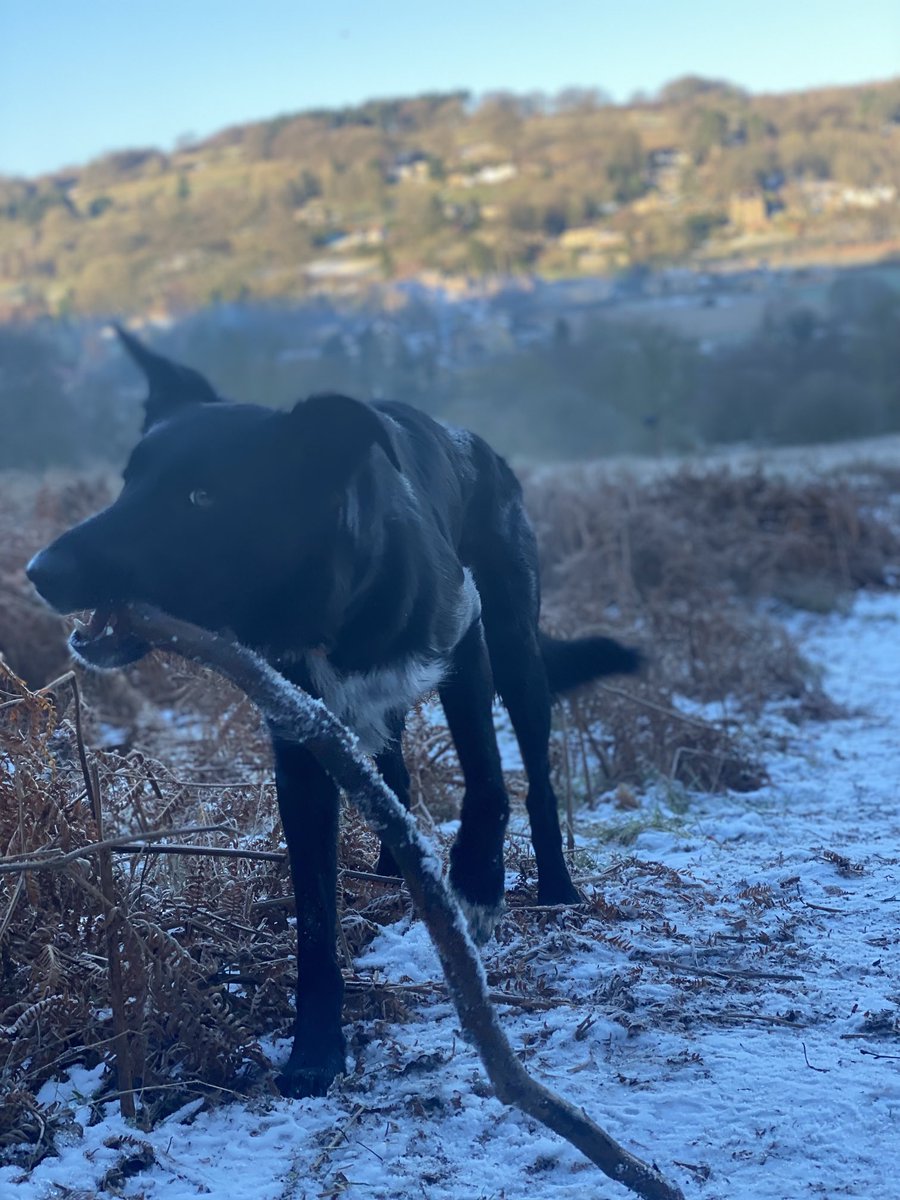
[69,605,152,670]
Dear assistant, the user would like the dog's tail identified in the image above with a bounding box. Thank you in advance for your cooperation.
[539,632,641,695]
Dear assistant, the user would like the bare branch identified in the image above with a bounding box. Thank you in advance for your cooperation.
[113,842,285,864]
[70,678,135,1120]
[0,669,75,712]
[0,825,231,874]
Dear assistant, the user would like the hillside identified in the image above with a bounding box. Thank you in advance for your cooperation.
[2,75,900,317]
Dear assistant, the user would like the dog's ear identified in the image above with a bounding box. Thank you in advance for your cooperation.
[114,324,220,432]
[290,393,401,484]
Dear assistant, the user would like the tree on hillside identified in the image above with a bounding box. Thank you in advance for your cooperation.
[475,92,525,153]
[685,108,729,164]
[81,148,168,188]
[659,75,746,104]
[553,87,612,114]
[606,130,647,202]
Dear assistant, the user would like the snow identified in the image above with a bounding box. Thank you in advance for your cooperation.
[5,592,900,1199]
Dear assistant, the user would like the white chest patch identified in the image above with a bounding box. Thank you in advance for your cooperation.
[303,569,481,755]
[304,654,447,754]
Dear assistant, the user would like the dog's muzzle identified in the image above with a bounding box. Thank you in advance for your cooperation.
[68,606,152,670]
[26,549,151,670]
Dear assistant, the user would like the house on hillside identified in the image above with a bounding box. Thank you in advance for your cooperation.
[450,162,518,188]
[839,184,896,209]
[328,228,386,252]
[559,227,627,252]
[293,200,333,226]
[304,257,381,283]
[559,226,629,273]
[469,163,518,186]
[387,151,430,184]
[648,148,689,196]
[791,180,895,216]
[728,190,784,231]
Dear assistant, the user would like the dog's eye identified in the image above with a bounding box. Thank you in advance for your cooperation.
[189,488,214,509]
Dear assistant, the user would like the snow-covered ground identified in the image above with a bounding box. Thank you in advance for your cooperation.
[6,593,900,1200]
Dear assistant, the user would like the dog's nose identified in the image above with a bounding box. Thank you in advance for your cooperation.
[26,547,81,612]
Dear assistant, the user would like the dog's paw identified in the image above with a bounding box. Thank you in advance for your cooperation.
[537,877,583,906]
[276,1061,344,1099]
[447,836,505,942]
[276,1043,346,1099]
[453,892,505,945]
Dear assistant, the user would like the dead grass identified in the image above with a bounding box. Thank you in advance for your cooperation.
[0,472,118,687]
[1,458,899,1158]
[523,463,900,790]
[0,658,421,1157]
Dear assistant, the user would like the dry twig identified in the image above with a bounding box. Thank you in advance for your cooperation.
[0,826,231,874]
[70,677,135,1119]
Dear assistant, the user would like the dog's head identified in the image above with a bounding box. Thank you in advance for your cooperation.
[27,328,400,668]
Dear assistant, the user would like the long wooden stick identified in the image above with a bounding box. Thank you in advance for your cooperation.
[119,604,686,1200]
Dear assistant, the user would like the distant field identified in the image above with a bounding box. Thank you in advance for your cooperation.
[604,288,772,342]
[523,430,900,485]
[602,255,900,343]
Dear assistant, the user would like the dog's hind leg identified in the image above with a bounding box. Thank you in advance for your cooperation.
[373,712,411,877]
[486,620,580,905]
[271,738,347,1097]
[470,506,580,907]
[439,619,510,943]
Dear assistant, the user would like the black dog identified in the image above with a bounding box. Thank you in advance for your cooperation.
[27,328,639,1097]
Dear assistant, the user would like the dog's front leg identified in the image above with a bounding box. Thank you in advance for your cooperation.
[440,619,510,943]
[373,711,411,877]
[271,737,346,1097]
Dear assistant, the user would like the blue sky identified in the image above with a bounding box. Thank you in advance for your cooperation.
[2,0,898,177]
